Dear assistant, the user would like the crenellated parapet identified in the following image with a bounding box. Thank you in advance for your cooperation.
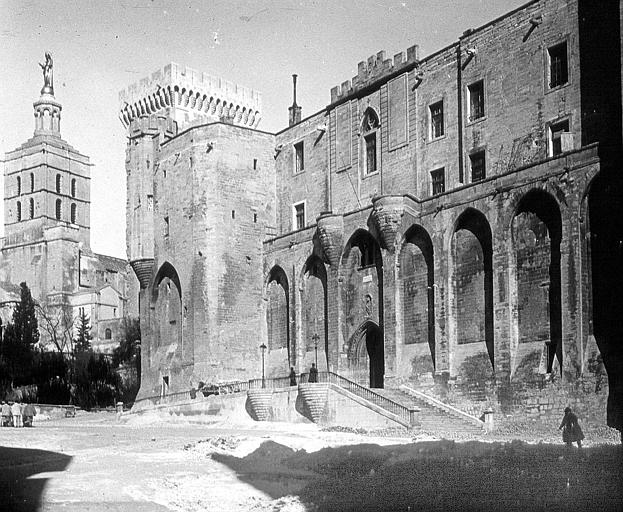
[330,46,419,104]
[370,195,405,252]
[119,63,262,130]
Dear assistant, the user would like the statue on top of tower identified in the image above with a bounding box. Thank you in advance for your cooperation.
[39,52,54,95]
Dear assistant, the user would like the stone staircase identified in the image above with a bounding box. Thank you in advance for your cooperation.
[376,388,486,435]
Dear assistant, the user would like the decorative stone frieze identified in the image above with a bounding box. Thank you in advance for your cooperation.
[316,212,344,266]
[371,195,404,251]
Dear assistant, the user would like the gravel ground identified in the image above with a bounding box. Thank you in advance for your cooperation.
[0,411,621,511]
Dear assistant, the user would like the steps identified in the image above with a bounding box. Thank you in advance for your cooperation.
[375,388,485,435]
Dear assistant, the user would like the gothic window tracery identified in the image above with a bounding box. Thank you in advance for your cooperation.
[361,108,380,175]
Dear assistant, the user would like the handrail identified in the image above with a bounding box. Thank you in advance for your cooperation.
[301,371,418,425]
[400,385,485,427]
[132,380,249,408]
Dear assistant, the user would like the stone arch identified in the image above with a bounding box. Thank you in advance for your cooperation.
[340,229,384,387]
[451,207,494,368]
[301,255,328,370]
[151,262,183,353]
[512,189,562,374]
[398,224,435,366]
[266,265,291,364]
[346,320,384,388]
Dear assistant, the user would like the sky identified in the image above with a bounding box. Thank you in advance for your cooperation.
[0,0,526,259]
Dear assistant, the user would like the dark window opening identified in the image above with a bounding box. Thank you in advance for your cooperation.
[360,242,375,268]
[55,199,62,220]
[470,151,486,182]
[430,101,444,139]
[468,81,485,121]
[30,173,34,192]
[231,210,236,219]
[431,168,445,195]
[29,198,34,219]
[253,158,258,170]
[550,119,570,156]
[71,178,76,198]
[254,213,258,223]
[164,216,169,237]
[365,133,377,174]
[17,176,21,196]
[294,141,304,173]
[548,42,568,89]
[56,174,62,194]
[104,328,112,340]
[16,201,21,222]
[147,195,153,211]
[70,203,77,224]
[294,203,305,230]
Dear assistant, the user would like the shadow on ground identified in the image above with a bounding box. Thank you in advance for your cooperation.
[213,439,623,511]
[0,446,72,512]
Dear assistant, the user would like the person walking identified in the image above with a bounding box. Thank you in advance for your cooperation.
[1,401,12,427]
[289,367,297,386]
[559,406,584,448]
[11,401,23,428]
[309,363,318,383]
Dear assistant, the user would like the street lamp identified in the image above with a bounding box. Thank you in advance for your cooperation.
[260,343,267,388]
[312,333,320,369]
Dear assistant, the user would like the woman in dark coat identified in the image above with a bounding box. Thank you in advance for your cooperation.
[559,407,584,447]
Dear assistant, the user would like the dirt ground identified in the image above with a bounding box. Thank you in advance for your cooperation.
[0,411,622,512]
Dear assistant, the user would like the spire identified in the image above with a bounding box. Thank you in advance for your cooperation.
[288,74,302,126]
[33,51,62,137]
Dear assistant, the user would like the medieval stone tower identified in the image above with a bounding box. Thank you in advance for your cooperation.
[120,64,273,396]
[2,56,138,351]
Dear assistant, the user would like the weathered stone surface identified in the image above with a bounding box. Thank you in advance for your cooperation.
[316,212,343,266]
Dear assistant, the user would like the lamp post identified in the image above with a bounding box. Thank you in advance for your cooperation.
[312,333,320,369]
[260,343,267,388]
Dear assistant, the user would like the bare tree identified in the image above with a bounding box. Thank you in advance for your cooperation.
[35,302,77,355]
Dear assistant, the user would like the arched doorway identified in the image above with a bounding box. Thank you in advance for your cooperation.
[302,256,328,370]
[348,321,384,388]
[266,266,291,370]
[341,229,384,388]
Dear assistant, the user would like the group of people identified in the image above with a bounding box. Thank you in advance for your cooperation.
[289,363,319,386]
[1,401,36,428]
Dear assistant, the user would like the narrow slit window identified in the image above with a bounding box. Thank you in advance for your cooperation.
[468,81,485,122]
[70,203,77,224]
[430,101,444,139]
[29,198,34,219]
[56,174,62,194]
[17,176,21,196]
[55,199,62,220]
[548,42,568,89]
[365,133,377,174]
[294,141,304,173]
[17,201,22,222]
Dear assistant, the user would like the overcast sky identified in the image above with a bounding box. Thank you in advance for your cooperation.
[0,0,526,258]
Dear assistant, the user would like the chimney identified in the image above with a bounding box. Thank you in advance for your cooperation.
[288,74,302,126]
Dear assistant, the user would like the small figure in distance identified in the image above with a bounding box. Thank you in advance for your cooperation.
[22,403,36,427]
[309,363,318,383]
[1,401,12,427]
[289,367,297,386]
[559,406,584,448]
[11,400,22,428]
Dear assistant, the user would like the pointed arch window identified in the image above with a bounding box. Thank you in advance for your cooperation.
[17,201,22,221]
[56,199,62,220]
[29,198,34,219]
[30,173,34,192]
[361,108,380,175]
[70,203,77,224]
[71,178,76,198]
[56,174,62,194]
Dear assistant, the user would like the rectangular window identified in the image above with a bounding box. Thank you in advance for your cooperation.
[549,119,570,156]
[431,168,445,195]
[429,101,444,139]
[294,202,305,230]
[294,141,304,173]
[470,151,486,182]
[467,80,485,122]
[365,133,377,174]
[548,42,568,89]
